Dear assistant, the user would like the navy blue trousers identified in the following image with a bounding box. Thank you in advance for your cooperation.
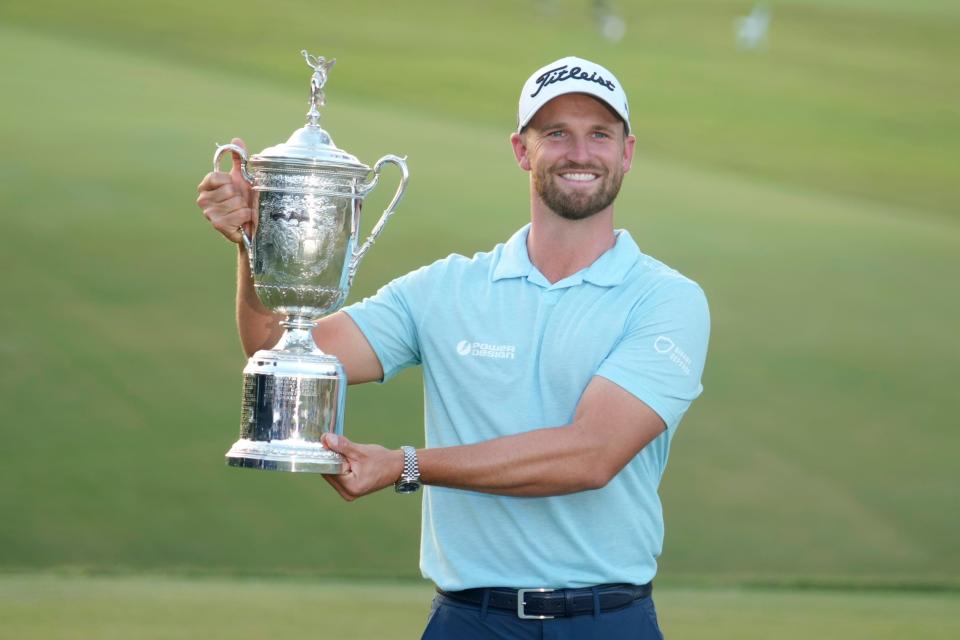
[421,592,664,639]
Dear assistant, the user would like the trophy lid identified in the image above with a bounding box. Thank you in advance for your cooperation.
[255,124,368,171]
[250,51,370,174]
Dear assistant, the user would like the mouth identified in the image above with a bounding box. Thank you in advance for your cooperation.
[557,171,601,183]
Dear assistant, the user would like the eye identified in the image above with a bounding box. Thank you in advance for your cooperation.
[592,131,611,140]
[546,129,566,139]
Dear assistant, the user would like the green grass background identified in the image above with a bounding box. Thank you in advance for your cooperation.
[1,0,958,636]
[3,574,958,639]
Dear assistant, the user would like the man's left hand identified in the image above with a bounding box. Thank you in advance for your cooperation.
[321,433,404,501]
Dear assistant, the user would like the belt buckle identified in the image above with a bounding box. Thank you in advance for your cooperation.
[517,588,555,620]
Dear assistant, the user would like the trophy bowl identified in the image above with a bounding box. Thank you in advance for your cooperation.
[215,51,409,473]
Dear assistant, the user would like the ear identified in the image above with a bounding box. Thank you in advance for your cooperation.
[510,132,532,172]
[622,134,637,173]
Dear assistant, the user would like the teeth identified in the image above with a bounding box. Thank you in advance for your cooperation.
[560,173,598,182]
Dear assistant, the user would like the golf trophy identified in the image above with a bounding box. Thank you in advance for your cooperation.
[214,50,409,473]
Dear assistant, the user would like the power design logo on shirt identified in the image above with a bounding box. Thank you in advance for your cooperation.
[456,340,516,360]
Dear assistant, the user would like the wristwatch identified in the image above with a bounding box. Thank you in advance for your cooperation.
[394,445,421,494]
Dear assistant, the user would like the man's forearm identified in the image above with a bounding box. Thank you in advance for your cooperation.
[322,423,613,501]
[236,245,283,357]
[417,424,599,496]
[418,422,629,497]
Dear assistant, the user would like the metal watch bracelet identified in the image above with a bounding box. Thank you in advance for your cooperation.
[395,445,421,494]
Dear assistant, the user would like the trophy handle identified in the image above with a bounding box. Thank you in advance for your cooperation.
[348,154,409,286]
[213,143,256,269]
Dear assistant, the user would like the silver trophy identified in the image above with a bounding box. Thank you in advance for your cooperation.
[214,51,409,473]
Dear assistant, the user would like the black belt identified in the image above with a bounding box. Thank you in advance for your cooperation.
[438,582,652,619]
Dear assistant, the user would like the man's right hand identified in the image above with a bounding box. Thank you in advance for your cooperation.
[196,137,255,244]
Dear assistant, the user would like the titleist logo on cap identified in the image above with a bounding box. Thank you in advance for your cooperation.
[530,64,617,98]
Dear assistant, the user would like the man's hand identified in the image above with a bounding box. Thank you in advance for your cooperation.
[321,433,405,501]
[196,136,255,244]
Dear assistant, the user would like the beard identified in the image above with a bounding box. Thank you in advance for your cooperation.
[533,162,625,221]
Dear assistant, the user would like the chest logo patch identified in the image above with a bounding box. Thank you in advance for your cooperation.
[456,340,516,360]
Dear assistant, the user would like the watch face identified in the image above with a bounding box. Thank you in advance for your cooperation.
[396,481,421,494]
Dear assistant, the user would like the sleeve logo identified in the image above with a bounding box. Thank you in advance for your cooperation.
[654,335,692,375]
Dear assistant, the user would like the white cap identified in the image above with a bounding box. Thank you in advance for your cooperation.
[517,56,630,134]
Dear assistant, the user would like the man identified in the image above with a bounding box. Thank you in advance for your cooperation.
[197,56,709,639]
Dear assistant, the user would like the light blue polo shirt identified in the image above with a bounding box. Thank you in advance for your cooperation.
[344,224,710,590]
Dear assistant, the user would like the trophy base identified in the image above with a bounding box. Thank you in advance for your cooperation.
[228,344,348,474]
[225,437,346,474]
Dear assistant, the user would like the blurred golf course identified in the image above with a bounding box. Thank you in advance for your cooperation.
[1,0,957,637]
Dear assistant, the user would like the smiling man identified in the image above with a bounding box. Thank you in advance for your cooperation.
[197,55,710,639]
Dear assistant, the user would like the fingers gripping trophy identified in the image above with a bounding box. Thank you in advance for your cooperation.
[213,51,409,473]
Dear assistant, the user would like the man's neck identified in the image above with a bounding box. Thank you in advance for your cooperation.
[526,206,617,284]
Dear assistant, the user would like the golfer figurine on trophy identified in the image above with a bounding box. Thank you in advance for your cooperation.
[213,50,409,473]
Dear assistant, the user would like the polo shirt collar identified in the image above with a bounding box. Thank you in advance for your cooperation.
[492,225,536,281]
[492,224,641,288]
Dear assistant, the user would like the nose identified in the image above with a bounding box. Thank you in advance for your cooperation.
[565,134,592,165]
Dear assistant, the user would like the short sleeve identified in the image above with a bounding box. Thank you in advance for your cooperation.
[342,270,425,382]
[596,281,710,432]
